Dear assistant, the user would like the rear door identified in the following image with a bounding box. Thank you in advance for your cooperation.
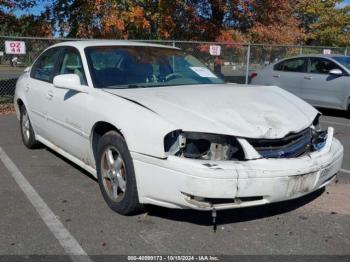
[27,47,61,139]
[270,57,308,97]
[301,57,347,109]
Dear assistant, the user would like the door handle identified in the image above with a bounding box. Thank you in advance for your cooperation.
[47,90,54,100]
[273,74,280,78]
[304,76,312,80]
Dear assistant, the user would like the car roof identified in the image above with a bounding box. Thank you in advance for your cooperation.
[279,54,348,60]
[51,40,179,50]
[270,54,349,67]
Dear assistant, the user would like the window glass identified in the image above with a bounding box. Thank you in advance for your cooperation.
[274,58,307,72]
[31,48,60,82]
[85,46,224,89]
[308,58,342,74]
[90,51,124,71]
[59,48,86,85]
[331,56,350,70]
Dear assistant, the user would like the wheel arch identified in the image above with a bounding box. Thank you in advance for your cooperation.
[15,98,26,119]
[90,121,125,163]
[16,98,24,109]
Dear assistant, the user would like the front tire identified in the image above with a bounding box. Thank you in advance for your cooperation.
[20,105,39,149]
[96,131,142,215]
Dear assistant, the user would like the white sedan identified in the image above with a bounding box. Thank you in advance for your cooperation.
[15,41,343,215]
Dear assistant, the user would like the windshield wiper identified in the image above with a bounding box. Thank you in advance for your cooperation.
[104,84,147,89]
[126,84,147,88]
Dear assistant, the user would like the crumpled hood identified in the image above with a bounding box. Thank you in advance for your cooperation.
[104,84,318,139]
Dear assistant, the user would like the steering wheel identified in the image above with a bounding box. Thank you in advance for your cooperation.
[165,72,184,82]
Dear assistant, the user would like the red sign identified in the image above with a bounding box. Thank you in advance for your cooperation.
[209,45,221,56]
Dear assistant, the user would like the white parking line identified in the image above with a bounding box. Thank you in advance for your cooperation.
[321,120,350,128]
[0,147,92,262]
[340,168,350,175]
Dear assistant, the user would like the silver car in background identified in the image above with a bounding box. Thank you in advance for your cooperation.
[251,55,350,113]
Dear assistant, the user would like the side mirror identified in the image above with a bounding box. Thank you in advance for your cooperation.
[53,74,88,93]
[329,69,343,76]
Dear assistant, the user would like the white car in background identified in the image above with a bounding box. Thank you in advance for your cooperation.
[251,55,350,113]
[15,41,343,215]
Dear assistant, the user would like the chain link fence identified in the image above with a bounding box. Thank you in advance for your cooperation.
[0,35,348,104]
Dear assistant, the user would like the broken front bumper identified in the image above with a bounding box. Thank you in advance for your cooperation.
[131,128,343,210]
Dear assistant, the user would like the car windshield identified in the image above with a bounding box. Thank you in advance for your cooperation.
[332,56,350,70]
[85,46,224,89]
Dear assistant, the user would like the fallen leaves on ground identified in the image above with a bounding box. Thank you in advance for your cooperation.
[0,104,16,115]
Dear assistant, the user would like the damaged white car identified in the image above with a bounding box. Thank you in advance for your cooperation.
[15,41,344,215]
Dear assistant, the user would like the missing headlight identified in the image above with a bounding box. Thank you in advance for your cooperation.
[311,114,327,151]
[312,113,322,132]
[311,129,327,151]
[164,131,245,161]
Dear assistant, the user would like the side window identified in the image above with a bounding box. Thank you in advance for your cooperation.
[59,48,87,85]
[308,58,342,74]
[274,58,307,73]
[31,48,60,82]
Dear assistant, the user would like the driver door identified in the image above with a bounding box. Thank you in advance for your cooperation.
[45,46,91,162]
[300,57,347,109]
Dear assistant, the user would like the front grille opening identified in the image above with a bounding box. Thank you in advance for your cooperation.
[247,128,313,159]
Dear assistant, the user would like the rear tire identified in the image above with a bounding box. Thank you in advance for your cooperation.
[20,105,40,149]
[96,131,142,215]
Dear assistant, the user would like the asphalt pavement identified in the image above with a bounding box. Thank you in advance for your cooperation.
[0,111,349,258]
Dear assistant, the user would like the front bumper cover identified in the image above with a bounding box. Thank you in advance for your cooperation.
[131,127,343,210]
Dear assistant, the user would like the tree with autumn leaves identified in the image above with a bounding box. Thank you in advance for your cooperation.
[0,0,52,36]
[296,0,350,46]
[1,0,349,46]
